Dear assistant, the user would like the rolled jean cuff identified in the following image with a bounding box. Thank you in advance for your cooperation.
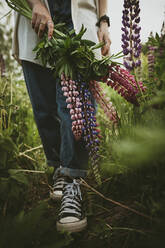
[55,166,87,179]
[47,159,61,167]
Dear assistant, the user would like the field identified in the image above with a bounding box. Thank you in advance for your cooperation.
[0,5,165,248]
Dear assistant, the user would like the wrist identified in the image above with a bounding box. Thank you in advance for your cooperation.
[27,0,41,9]
[100,21,109,28]
[96,15,110,28]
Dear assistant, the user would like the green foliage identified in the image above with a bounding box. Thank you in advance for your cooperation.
[1,4,165,247]
[0,134,17,168]
[0,75,45,216]
[142,31,165,90]
[34,24,120,81]
[0,202,73,248]
[5,0,32,19]
[0,3,21,76]
[6,0,123,81]
[94,27,165,246]
[0,15,13,72]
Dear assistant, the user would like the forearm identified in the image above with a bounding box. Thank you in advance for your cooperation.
[99,0,108,17]
[26,0,41,9]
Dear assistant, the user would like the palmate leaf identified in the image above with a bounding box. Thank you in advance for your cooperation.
[54,61,74,79]
[90,60,109,80]
[32,21,122,81]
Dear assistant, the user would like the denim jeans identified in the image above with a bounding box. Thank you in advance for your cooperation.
[21,61,90,178]
[21,0,95,178]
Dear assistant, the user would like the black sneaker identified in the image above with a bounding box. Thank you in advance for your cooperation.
[56,179,87,233]
[50,174,67,200]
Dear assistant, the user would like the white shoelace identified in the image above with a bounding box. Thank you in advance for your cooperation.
[59,179,82,217]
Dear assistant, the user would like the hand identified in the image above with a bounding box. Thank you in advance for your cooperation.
[31,2,54,39]
[97,22,111,56]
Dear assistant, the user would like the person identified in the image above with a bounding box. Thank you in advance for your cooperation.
[12,0,111,232]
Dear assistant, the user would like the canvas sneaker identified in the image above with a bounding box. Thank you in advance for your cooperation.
[50,175,67,200]
[56,179,87,233]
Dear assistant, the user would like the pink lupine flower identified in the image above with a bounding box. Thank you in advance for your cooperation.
[61,75,84,140]
[102,64,146,106]
[89,80,118,124]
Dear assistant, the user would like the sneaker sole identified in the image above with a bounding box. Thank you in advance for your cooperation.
[49,191,62,201]
[56,217,87,233]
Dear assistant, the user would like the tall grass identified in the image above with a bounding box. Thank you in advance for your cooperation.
[0,17,165,248]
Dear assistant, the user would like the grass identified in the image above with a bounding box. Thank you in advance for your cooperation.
[0,38,165,247]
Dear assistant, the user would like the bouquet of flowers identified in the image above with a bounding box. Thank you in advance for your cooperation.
[6,0,146,182]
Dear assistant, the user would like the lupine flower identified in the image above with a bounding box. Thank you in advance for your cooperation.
[102,65,146,106]
[61,74,102,184]
[79,81,101,184]
[61,74,84,141]
[147,45,156,78]
[89,80,118,124]
[61,62,146,183]
[121,0,142,71]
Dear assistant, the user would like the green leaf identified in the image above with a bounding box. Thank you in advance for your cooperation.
[8,169,29,185]
[64,37,71,49]
[0,136,17,152]
[0,151,7,168]
[70,50,79,56]
[54,28,67,38]
[54,22,66,29]
[113,50,123,57]
[81,39,96,47]
[73,24,87,40]
[91,42,104,50]
[69,29,75,36]
[156,32,160,42]
[33,40,45,51]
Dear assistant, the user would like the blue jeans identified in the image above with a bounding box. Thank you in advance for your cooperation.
[22,61,89,178]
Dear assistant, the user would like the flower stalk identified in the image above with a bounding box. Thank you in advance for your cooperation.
[122,0,142,71]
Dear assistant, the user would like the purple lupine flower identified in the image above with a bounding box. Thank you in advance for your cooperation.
[121,0,142,71]
[78,80,101,183]
[147,45,156,78]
